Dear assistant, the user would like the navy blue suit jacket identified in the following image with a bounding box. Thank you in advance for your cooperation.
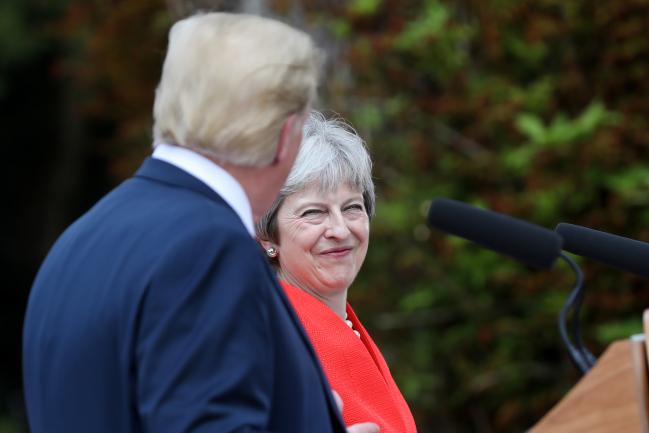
[23,158,347,433]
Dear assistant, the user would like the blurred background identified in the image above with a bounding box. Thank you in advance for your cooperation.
[4,0,649,431]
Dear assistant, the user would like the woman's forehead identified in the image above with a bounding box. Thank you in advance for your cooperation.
[285,182,363,205]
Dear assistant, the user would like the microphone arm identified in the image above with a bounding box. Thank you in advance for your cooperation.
[558,252,597,374]
[426,199,599,374]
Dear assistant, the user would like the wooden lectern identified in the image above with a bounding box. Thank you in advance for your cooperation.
[530,310,649,433]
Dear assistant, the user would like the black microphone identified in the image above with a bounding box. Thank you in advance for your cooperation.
[555,223,649,279]
[427,198,594,373]
[427,198,563,269]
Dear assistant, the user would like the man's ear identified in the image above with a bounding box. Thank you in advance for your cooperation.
[273,112,304,164]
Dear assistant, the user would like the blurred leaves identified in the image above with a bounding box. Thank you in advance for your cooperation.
[0,418,21,433]
[507,101,622,173]
[596,318,643,344]
[393,1,474,82]
[348,0,383,16]
[515,102,621,148]
[606,165,649,205]
[0,0,66,97]
[0,2,40,67]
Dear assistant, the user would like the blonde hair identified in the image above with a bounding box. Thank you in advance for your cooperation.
[153,12,321,166]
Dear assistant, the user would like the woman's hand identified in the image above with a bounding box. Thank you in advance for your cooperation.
[347,422,380,433]
[332,390,380,433]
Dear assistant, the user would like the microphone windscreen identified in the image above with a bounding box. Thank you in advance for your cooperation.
[555,223,649,278]
[427,198,563,269]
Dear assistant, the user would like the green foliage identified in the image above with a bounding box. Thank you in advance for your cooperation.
[348,0,383,16]
[327,18,351,39]
[0,0,66,96]
[393,1,474,82]
[510,77,556,112]
[0,2,40,66]
[596,318,643,344]
[506,37,549,66]
[393,2,450,48]
[516,102,620,148]
[606,165,649,205]
[507,102,621,174]
[0,418,21,433]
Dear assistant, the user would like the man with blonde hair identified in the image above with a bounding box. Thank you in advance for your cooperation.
[23,12,377,433]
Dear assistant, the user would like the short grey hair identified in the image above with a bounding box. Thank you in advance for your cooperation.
[257,111,375,244]
[153,12,321,166]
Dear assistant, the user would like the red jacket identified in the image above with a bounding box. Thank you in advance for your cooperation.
[281,280,417,433]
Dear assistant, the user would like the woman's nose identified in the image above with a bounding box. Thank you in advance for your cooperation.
[325,212,350,238]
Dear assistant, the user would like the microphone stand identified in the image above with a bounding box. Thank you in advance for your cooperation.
[558,252,597,374]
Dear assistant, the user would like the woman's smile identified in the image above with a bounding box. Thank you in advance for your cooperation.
[319,246,354,257]
[274,183,369,296]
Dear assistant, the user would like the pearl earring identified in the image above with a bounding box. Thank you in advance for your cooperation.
[266,246,278,258]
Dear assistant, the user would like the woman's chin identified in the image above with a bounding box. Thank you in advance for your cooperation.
[318,274,356,292]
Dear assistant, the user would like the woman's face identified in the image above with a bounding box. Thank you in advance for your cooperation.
[275,183,370,296]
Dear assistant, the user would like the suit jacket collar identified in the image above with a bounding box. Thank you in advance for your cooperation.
[151,144,255,235]
[135,157,231,208]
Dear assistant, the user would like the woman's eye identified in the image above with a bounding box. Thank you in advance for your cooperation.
[345,204,365,212]
[300,209,323,217]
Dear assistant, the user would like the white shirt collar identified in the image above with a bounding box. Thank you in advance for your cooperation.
[151,143,255,236]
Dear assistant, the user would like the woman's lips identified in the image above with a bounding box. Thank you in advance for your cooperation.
[320,247,353,257]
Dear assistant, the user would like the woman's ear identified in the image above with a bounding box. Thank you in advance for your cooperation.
[259,239,274,251]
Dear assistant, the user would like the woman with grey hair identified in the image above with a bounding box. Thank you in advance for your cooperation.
[257,111,417,433]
